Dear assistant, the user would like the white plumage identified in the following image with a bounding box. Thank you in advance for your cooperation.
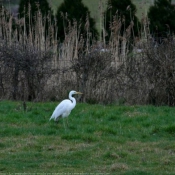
[49,90,82,122]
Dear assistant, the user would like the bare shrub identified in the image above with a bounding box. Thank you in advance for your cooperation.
[143,39,175,106]
[0,2,57,101]
[117,36,175,106]
[0,40,53,101]
[72,47,118,103]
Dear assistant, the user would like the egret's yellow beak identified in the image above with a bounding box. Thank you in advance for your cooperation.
[76,91,83,94]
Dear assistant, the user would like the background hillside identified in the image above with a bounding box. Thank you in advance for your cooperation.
[3,0,175,29]
[0,0,161,33]
[1,0,168,19]
[49,0,154,17]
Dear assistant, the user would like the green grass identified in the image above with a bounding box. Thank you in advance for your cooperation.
[1,100,175,174]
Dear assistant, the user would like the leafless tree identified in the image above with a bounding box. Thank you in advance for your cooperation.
[0,40,54,101]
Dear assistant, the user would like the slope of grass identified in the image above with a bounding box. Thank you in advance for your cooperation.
[0,100,175,174]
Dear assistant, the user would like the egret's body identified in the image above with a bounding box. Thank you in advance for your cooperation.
[49,90,82,122]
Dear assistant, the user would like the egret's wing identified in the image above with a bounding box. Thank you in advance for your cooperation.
[49,99,71,121]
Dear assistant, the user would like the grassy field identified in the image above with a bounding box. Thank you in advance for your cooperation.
[1,100,175,174]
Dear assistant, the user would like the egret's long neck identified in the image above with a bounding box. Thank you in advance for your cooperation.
[69,93,76,108]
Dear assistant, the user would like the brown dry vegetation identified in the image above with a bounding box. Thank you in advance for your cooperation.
[0,1,175,105]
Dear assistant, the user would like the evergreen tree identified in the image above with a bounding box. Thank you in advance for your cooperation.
[56,0,98,42]
[105,0,140,41]
[18,0,54,35]
[148,0,175,40]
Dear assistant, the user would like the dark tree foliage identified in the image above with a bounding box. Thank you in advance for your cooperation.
[56,0,98,42]
[148,0,175,41]
[18,0,54,35]
[105,0,140,41]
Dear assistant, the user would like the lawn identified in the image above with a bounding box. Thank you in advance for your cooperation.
[0,100,175,174]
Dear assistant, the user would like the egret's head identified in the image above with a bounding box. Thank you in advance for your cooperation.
[70,90,83,95]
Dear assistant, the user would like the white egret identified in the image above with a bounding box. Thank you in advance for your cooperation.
[49,90,83,126]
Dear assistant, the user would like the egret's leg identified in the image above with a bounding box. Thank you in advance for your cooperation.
[66,117,69,127]
[55,117,60,124]
[63,118,67,131]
